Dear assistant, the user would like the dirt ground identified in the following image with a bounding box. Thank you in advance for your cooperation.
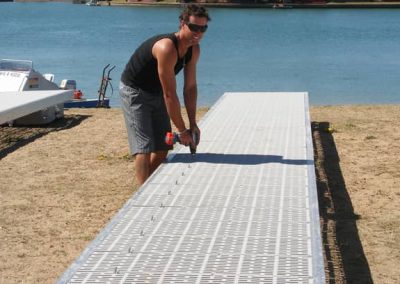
[0,105,399,283]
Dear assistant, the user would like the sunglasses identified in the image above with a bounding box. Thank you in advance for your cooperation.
[187,22,208,33]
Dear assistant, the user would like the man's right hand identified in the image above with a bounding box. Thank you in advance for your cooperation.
[178,129,193,147]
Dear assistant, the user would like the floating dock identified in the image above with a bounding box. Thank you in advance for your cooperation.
[0,90,73,125]
[58,92,325,283]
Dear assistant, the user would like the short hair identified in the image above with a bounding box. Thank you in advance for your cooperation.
[179,4,211,23]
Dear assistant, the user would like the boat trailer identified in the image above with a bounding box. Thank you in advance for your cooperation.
[97,64,115,108]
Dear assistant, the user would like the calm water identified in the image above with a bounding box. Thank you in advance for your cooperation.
[1,2,400,107]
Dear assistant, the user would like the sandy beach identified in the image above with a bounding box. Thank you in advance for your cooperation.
[0,105,399,283]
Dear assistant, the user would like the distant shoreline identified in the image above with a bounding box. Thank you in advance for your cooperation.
[104,1,400,9]
[12,0,400,8]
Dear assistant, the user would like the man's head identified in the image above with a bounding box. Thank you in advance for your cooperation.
[179,4,211,44]
[179,4,211,23]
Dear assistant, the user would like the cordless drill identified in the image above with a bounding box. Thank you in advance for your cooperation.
[165,130,199,155]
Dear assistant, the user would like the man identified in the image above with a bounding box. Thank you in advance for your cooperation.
[120,4,210,186]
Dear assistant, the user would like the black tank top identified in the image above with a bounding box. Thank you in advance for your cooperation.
[121,33,193,94]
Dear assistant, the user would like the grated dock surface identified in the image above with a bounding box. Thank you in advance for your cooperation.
[58,92,325,284]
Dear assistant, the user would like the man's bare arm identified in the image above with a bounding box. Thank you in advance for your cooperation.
[153,39,192,145]
[183,44,200,128]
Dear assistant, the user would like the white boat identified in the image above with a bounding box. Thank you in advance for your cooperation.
[0,59,60,92]
[0,59,65,125]
[0,59,109,125]
[86,0,100,6]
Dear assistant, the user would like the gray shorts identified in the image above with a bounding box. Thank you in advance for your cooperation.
[119,81,172,155]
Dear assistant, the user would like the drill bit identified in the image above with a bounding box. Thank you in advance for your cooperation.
[190,131,199,156]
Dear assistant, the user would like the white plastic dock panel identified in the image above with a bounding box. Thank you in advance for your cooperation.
[58,92,325,283]
[0,90,73,124]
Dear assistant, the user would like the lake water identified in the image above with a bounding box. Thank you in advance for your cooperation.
[1,2,400,107]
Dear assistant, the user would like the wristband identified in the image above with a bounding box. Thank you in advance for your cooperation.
[177,129,189,136]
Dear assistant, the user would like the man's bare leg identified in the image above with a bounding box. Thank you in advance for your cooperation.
[135,153,150,186]
[135,151,168,186]
[150,150,169,175]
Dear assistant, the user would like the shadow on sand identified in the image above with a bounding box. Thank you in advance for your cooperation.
[0,114,90,160]
[312,121,373,284]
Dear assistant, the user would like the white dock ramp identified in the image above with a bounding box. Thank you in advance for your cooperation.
[0,90,72,125]
[59,92,325,283]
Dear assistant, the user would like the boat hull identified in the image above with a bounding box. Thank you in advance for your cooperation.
[64,98,110,108]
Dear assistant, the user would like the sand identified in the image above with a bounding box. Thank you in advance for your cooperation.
[0,105,399,283]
